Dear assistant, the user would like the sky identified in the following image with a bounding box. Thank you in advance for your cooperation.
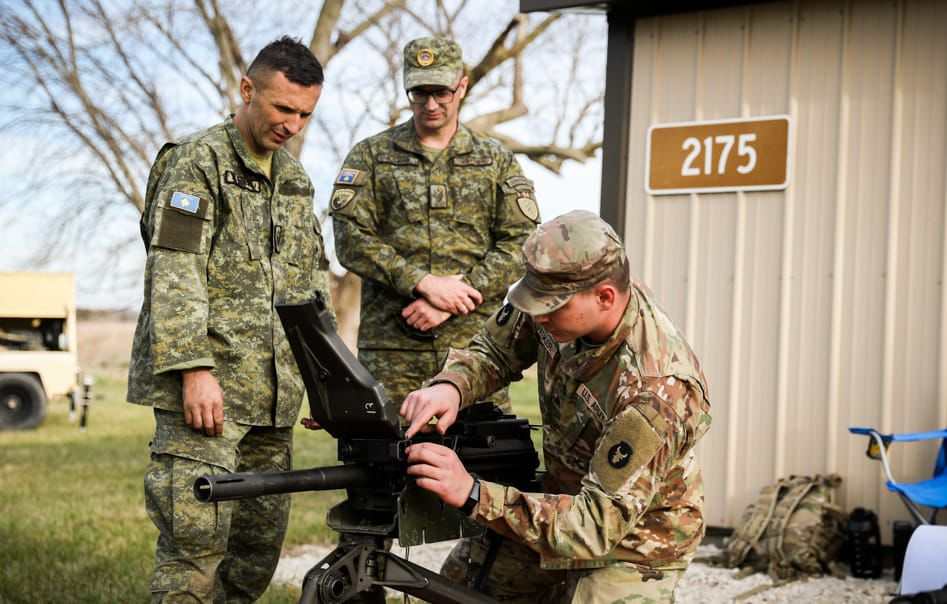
[0,4,605,310]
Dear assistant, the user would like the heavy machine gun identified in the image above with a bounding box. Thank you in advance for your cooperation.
[194,296,540,603]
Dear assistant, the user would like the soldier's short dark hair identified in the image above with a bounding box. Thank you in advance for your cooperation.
[247,36,324,87]
[602,256,630,294]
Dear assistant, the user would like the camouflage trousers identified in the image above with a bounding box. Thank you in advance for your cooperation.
[144,409,293,603]
[441,536,683,604]
[358,349,510,412]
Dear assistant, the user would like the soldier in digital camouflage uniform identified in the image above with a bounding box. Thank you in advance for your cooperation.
[127,37,332,603]
[401,210,712,603]
[330,37,538,409]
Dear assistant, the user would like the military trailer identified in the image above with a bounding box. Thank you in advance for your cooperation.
[0,272,81,429]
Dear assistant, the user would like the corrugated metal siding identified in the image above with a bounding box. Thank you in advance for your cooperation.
[624,0,947,534]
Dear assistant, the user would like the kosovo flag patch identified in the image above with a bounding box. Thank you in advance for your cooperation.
[170,191,201,214]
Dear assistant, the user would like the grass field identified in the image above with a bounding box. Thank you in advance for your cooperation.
[0,373,539,603]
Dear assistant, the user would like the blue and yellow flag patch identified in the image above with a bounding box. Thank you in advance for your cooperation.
[170,191,200,214]
[335,169,363,186]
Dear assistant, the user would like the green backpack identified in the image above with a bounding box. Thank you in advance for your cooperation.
[724,474,847,579]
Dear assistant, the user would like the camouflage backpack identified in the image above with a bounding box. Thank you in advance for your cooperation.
[724,474,847,579]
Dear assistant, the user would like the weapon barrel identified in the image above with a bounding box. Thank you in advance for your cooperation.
[194,464,374,503]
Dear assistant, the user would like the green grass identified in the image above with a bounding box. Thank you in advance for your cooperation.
[0,375,539,603]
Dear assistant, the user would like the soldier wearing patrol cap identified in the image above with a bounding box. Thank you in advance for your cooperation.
[401,210,712,603]
[329,36,539,411]
[127,37,332,602]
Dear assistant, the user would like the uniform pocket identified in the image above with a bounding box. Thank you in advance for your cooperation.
[377,154,425,225]
[449,175,493,248]
[212,185,254,261]
[390,175,427,224]
[170,458,227,545]
[285,221,317,271]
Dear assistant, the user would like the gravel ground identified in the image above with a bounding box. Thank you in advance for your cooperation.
[273,542,898,602]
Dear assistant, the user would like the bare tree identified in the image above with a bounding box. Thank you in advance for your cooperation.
[0,0,604,332]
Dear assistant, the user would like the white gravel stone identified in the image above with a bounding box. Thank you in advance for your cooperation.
[274,542,899,602]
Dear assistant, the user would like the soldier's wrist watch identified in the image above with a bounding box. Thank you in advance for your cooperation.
[460,476,481,516]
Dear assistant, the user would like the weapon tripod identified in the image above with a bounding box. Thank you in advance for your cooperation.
[299,504,503,604]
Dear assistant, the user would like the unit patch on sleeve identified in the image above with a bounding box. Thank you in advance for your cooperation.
[516,196,540,223]
[591,406,666,493]
[608,442,634,468]
[330,188,356,211]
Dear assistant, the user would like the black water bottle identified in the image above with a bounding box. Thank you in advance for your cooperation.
[848,507,882,578]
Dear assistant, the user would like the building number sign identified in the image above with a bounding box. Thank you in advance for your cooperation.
[646,116,791,195]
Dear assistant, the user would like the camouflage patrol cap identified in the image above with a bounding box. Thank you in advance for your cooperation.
[508,210,626,315]
[403,37,464,89]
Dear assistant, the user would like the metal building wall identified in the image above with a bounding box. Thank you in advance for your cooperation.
[623,0,947,532]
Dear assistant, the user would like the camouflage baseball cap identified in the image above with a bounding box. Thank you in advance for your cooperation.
[403,37,464,89]
[508,210,626,315]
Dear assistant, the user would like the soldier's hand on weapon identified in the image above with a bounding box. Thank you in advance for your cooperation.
[401,298,451,331]
[300,417,321,430]
[182,368,224,436]
[400,383,461,438]
[404,442,474,509]
[414,274,483,315]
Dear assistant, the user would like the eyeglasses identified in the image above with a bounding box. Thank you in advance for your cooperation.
[407,85,460,105]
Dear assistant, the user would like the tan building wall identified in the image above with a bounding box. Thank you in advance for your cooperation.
[623,0,947,535]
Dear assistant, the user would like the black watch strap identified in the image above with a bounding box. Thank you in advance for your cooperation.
[460,477,481,516]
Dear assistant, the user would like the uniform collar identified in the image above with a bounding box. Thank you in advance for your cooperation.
[225,115,281,182]
[392,119,473,158]
[557,289,640,382]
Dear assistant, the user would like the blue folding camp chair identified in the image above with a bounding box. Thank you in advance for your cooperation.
[849,427,947,525]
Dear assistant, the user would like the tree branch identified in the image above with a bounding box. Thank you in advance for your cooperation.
[193,0,243,109]
[479,128,601,174]
[467,14,560,92]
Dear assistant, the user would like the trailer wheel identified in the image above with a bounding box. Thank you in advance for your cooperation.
[0,373,47,430]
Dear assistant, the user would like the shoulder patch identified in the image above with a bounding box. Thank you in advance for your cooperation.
[504,175,534,192]
[170,191,200,214]
[330,188,356,211]
[516,196,540,223]
[335,168,364,186]
[591,406,667,493]
[155,190,209,253]
[607,442,634,468]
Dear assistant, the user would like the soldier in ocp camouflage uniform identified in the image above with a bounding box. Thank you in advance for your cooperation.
[330,37,538,409]
[127,38,331,603]
[401,211,712,603]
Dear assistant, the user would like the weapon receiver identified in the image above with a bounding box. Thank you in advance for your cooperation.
[194,296,540,603]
